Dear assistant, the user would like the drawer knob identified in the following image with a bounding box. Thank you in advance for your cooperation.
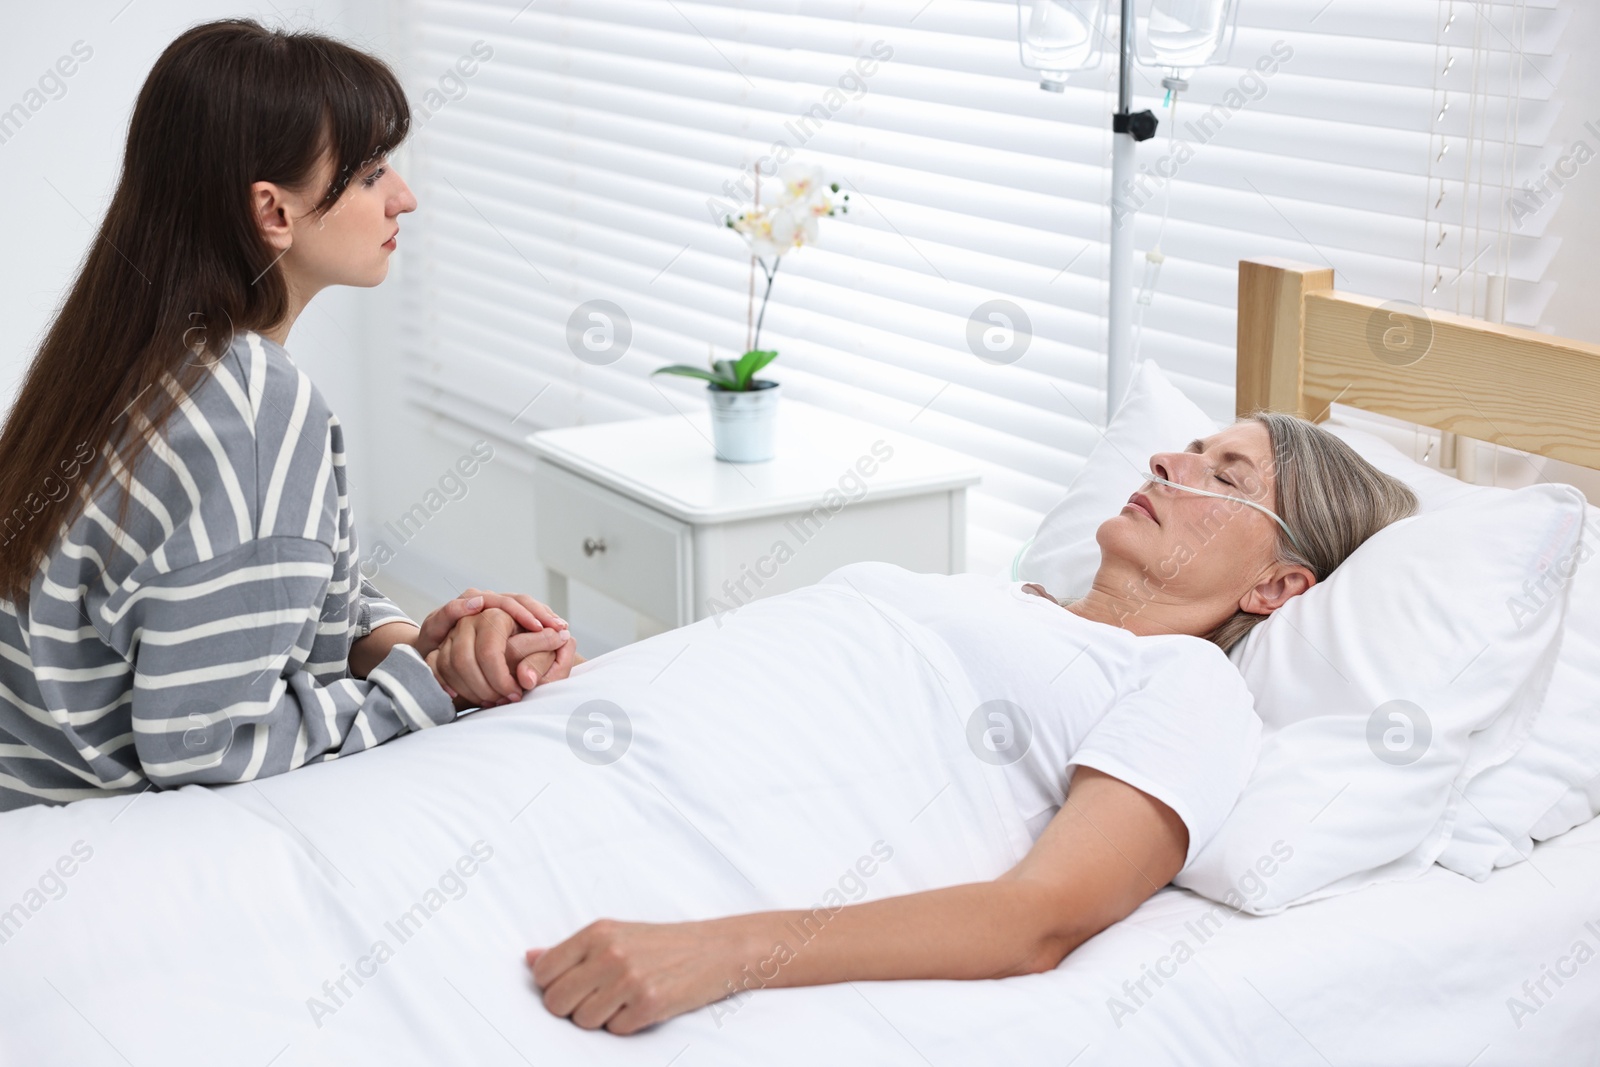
[582,536,607,557]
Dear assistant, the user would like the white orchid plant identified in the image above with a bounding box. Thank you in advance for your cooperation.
[652,164,849,392]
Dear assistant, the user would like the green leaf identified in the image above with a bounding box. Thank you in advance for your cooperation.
[652,364,737,388]
[733,349,779,389]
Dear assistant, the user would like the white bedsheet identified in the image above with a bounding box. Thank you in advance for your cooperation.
[1,583,1596,1066]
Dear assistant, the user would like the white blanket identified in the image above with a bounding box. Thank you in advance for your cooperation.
[1,583,1595,1066]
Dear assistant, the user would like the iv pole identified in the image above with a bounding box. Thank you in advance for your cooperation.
[1106,0,1158,422]
[1017,0,1163,422]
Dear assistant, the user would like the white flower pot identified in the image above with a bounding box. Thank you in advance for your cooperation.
[707,381,780,462]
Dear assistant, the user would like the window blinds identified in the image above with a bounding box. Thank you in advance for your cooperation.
[399,0,1572,576]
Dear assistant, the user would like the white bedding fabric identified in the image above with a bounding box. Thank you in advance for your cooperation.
[1322,417,1600,875]
[2,583,1597,1066]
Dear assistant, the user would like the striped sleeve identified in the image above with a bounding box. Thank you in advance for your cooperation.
[113,535,455,787]
[356,578,415,638]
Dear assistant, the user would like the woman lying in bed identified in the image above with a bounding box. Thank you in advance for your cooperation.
[508,411,1417,1035]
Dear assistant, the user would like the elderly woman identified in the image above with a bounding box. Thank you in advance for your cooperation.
[518,411,1418,1035]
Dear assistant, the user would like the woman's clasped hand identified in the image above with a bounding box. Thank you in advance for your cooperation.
[416,588,581,711]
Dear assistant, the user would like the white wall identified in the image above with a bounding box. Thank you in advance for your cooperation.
[4,3,1596,655]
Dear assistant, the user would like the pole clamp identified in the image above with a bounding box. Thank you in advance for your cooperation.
[1113,109,1159,141]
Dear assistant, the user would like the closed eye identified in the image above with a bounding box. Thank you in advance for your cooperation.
[1188,438,1238,488]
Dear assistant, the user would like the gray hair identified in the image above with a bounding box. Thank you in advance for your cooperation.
[1205,411,1419,654]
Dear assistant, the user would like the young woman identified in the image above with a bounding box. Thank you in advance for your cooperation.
[523,414,1419,1035]
[0,20,577,811]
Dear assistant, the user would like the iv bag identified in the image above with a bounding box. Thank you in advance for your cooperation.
[1136,0,1239,74]
[1016,0,1105,91]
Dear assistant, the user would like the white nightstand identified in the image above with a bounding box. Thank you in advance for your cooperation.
[525,400,981,637]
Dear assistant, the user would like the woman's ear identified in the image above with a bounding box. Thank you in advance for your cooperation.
[251,181,294,251]
[1239,564,1316,616]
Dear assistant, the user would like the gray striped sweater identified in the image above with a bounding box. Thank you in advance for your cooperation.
[0,330,455,811]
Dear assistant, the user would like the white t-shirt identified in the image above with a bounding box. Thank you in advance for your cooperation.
[817,562,1262,870]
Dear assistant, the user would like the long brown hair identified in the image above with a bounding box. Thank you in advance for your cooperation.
[0,18,410,604]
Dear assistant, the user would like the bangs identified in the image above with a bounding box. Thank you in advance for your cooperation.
[306,40,412,213]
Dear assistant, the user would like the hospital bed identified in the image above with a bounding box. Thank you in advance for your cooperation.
[1,259,1597,1066]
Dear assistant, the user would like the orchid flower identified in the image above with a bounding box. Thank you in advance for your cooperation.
[654,163,849,390]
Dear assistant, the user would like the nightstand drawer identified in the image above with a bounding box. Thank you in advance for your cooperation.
[533,462,691,624]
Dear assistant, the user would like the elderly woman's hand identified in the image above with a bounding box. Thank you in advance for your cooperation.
[505,626,583,691]
[527,917,749,1034]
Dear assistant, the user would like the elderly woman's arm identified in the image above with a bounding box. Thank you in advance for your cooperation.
[526,766,1188,1035]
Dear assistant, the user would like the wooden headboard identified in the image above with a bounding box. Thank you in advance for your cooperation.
[1234,258,1600,471]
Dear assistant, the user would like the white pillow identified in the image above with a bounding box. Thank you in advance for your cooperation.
[1017,359,1219,595]
[1321,420,1600,879]
[1174,483,1584,913]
